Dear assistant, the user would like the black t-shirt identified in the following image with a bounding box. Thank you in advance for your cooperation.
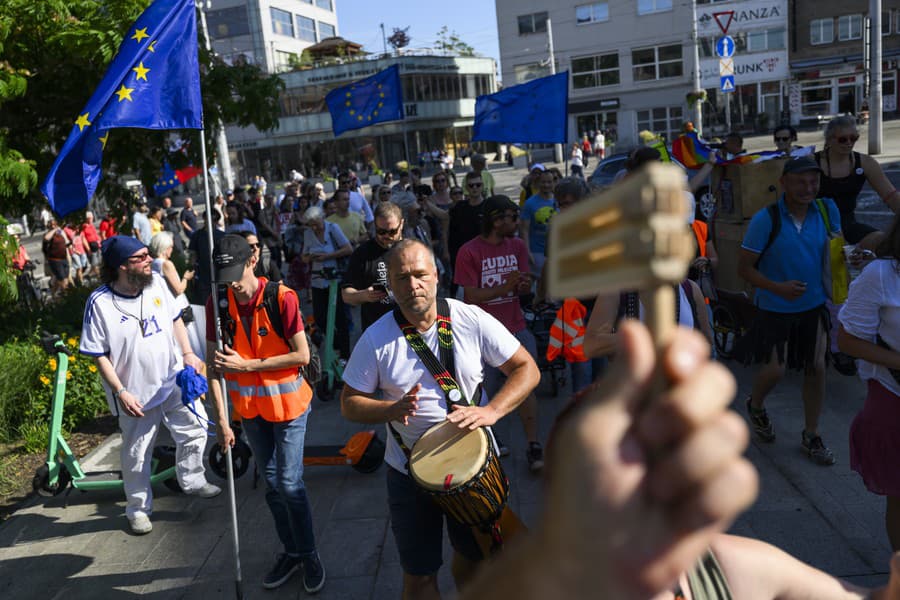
[448,199,485,266]
[342,239,395,330]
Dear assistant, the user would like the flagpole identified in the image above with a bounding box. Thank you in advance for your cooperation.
[200,128,244,600]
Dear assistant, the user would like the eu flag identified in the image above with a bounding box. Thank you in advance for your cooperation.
[41,0,203,216]
[472,72,568,144]
[325,65,404,137]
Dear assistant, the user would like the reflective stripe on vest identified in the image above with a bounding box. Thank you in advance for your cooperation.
[223,279,312,422]
[546,299,588,363]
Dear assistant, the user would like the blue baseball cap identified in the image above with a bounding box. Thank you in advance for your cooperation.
[101,236,147,269]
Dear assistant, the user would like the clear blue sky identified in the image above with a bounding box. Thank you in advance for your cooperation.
[335,0,501,69]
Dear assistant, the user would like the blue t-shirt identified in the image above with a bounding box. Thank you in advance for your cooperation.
[521,194,558,255]
[741,196,841,313]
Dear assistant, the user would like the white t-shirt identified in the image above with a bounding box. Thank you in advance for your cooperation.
[152,258,190,311]
[342,299,521,473]
[80,273,184,413]
[839,258,900,396]
[571,147,583,167]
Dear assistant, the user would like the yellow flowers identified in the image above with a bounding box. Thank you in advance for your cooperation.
[40,375,51,387]
[88,365,97,373]
[67,338,77,348]
[66,371,72,380]
[48,358,57,371]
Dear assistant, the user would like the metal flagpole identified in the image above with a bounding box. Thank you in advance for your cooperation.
[869,0,883,155]
[200,128,244,599]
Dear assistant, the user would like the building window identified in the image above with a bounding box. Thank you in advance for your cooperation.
[638,0,673,15]
[576,3,609,25]
[274,50,294,72]
[296,15,316,42]
[271,7,294,37]
[632,44,682,81]
[207,7,250,39]
[800,80,832,116]
[636,106,682,143]
[518,12,548,35]
[576,112,618,142]
[895,10,900,35]
[810,18,834,45]
[571,53,620,88]
[316,0,332,10]
[700,28,786,57]
[883,11,891,35]
[514,62,554,84]
[838,15,862,41]
[319,22,336,39]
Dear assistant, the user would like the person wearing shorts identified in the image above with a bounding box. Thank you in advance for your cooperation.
[454,195,545,471]
[341,239,539,599]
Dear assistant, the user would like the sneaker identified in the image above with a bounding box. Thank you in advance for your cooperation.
[802,430,836,466]
[263,553,302,589]
[302,552,326,594]
[128,514,153,535]
[526,442,544,472]
[188,482,222,498]
[496,438,510,458]
[745,396,776,443]
[832,352,858,376]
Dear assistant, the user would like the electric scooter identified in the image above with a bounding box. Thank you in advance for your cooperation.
[32,334,180,498]
[310,266,346,402]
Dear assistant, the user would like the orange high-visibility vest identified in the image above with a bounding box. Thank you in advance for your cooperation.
[223,283,312,422]
[546,298,588,363]
[692,220,708,257]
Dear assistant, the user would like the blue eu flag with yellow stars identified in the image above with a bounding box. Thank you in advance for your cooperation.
[41,0,203,217]
[325,65,404,137]
[472,72,568,144]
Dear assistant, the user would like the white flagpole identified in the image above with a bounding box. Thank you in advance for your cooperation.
[200,128,244,599]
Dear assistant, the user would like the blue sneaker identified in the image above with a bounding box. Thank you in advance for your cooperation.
[302,552,326,594]
[263,553,301,589]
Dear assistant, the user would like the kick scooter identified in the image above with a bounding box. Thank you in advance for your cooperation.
[32,334,180,498]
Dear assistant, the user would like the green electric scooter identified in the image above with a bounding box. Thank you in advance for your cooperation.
[31,333,180,498]
[311,267,346,402]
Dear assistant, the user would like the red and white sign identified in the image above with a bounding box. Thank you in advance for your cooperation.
[713,11,735,34]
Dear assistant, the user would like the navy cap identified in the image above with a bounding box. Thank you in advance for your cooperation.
[782,156,822,175]
[101,236,147,270]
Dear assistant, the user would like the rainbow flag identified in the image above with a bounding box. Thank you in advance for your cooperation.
[672,131,711,168]
[719,150,785,165]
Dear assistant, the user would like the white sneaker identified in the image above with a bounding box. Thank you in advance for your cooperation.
[129,514,153,535]
[189,482,222,498]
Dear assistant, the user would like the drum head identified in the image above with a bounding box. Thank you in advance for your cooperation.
[409,421,488,492]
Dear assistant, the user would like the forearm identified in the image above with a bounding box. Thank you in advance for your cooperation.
[340,392,397,424]
[172,319,195,358]
[583,331,617,358]
[95,355,125,391]
[341,286,368,306]
[837,327,900,369]
[464,285,510,304]
[207,376,230,425]
[738,262,779,292]
[488,359,539,418]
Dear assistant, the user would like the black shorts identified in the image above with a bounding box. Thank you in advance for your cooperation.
[386,466,482,576]
[842,218,878,245]
[48,259,69,281]
[738,304,829,373]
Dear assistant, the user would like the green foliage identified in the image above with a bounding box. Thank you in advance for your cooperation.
[19,420,50,454]
[434,26,476,57]
[0,285,93,342]
[0,216,18,304]
[0,339,42,442]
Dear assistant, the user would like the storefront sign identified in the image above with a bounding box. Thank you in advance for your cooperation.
[701,51,788,87]
[698,0,786,33]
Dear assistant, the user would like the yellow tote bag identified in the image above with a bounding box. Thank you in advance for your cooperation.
[815,199,849,305]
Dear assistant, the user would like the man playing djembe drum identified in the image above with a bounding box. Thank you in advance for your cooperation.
[340,239,540,600]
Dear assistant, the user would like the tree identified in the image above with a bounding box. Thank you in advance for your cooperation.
[387,27,411,53]
[0,0,284,217]
[434,26,476,57]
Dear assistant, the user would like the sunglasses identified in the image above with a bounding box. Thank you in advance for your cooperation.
[248,243,260,249]
[837,134,859,144]
[128,252,151,263]
[775,136,791,142]
[376,225,402,236]
[467,182,483,188]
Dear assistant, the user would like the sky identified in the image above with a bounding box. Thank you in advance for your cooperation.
[334,0,502,69]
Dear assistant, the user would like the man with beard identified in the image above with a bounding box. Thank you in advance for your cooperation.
[340,239,539,599]
[80,236,220,535]
[341,202,404,331]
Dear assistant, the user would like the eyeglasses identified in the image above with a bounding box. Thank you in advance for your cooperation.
[775,136,791,142]
[837,134,860,144]
[376,225,402,236]
[127,252,151,263]
[467,182,483,188]
[248,243,260,249]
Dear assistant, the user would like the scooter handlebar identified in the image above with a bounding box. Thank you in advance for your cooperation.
[40,331,72,356]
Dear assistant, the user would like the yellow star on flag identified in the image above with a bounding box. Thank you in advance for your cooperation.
[131,27,149,43]
[132,62,150,81]
[115,84,135,102]
[373,111,379,117]
[367,116,372,121]
[74,112,91,132]
[380,93,385,98]
[345,101,350,106]
[148,40,157,53]
[378,102,383,108]
[98,132,109,149]
[357,115,363,121]
[346,92,351,97]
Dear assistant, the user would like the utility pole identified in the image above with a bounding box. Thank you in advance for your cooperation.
[690,0,703,135]
[197,0,235,193]
[547,17,564,164]
[380,23,388,57]
[869,0,883,155]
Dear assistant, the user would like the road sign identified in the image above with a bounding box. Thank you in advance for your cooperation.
[719,58,734,76]
[721,75,735,93]
[713,11,735,35]
[715,36,735,59]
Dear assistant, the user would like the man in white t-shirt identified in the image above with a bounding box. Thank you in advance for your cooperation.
[340,239,540,598]
[80,236,220,535]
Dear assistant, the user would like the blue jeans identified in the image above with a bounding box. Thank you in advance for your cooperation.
[241,408,317,557]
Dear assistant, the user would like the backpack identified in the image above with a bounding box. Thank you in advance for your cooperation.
[217,281,322,385]
[755,198,829,266]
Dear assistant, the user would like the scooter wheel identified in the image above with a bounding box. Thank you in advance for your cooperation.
[208,439,252,480]
[32,464,71,497]
[152,446,183,492]
[352,434,385,474]
[316,379,333,402]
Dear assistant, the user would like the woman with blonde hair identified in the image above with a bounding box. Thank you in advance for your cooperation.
[149,231,194,299]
